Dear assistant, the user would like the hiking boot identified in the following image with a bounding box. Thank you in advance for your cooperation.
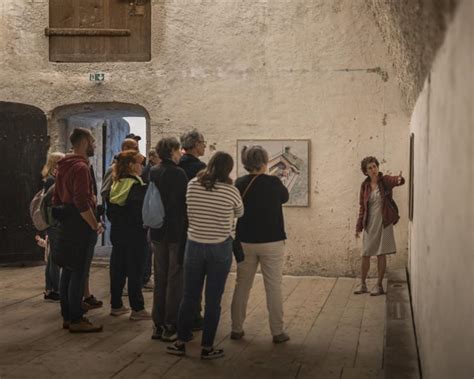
[44,291,60,302]
[230,331,245,340]
[272,333,290,344]
[370,285,385,296]
[162,327,178,342]
[84,295,103,309]
[192,316,204,332]
[130,309,152,321]
[69,317,103,333]
[151,324,165,340]
[166,341,186,356]
[201,347,224,360]
[353,283,368,295]
[110,306,130,317]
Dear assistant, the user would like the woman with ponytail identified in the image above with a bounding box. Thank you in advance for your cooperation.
[166,152,243,360]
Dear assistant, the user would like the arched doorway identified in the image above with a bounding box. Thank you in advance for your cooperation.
[49,102,150,258]
[0,102,49,264]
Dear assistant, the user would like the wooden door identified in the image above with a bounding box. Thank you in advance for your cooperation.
[48,0,151,62]
[0,103,49,264]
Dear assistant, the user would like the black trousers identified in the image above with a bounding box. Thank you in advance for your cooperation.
[110,227,147,312]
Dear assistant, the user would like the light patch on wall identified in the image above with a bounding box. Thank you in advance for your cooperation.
[124,117,147,153]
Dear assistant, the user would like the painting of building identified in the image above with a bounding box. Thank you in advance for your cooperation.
[237,140,310,206]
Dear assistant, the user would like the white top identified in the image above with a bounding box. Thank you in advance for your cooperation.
[186,178,244,244]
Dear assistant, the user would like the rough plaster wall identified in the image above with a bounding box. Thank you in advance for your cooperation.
[409,1,473,377]
[367,0,459,112]
[0,0,409,276]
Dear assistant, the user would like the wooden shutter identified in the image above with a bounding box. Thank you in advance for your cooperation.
[47,0,151,62]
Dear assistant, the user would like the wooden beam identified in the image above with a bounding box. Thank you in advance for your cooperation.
[45,28,131,37]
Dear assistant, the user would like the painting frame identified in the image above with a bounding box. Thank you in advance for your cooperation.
[409,133,415,221]
[236,139,311,207]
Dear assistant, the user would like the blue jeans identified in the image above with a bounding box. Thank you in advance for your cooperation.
[177,238,232,347]
[60,232,97,322]
[45,227,61,293]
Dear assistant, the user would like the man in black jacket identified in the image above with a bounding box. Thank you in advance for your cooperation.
[179,129,207,180]
[150,137,188,342]
[178,129,207,331]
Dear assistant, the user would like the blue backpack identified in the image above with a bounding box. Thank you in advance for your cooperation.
[142,182,165,229]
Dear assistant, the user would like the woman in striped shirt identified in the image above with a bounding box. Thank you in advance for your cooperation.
[167,152,243,360]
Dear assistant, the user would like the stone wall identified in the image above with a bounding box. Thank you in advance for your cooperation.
[0,0,409,276]
[408,0,473,377]
[367,0,459,112]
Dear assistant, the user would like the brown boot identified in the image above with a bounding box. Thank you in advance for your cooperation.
[69,317,103,333]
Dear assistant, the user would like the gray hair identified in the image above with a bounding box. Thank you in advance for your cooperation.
[180,129,204,151]
[241,145,269,173]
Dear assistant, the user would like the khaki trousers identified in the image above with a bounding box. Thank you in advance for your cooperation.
[231,240,285,336]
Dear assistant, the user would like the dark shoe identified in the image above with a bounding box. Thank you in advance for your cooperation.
[44,291,60,302]
[166,342,186,356]
[162,327,178,342]
[83,295,103,309]
[192,316,204,332]
[201,347,225,360]
[69,317,103,333]
[62,321,70,330]
[151,325,165,340]
[272,333,290,344]
[230,331,245,340]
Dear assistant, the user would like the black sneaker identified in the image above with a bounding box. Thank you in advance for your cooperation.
[201,348,225,360]
[151,325,164,340]
[44,291,60,302]
[162,327,178,342]
[83,295,103,309]
[166,342,186,356]
[230,331,245,340]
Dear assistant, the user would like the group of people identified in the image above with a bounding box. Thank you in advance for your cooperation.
[35,126,404,360]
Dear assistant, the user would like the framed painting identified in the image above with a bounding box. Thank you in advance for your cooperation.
[236,139,311,207]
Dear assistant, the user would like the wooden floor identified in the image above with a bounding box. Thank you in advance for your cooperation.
[0,266,387,379]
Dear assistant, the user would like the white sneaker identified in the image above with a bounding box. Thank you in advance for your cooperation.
[354,283,368,294]
[110,306,130,317]
[370,285,385,296]
[130,309,152,321]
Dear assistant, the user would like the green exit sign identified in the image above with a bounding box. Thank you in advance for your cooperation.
[89,73,105,82]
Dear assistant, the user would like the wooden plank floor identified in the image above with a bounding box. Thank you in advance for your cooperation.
[0,266,387,379]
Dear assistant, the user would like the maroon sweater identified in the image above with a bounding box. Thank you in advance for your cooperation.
[53,155,96,213]
[356,173,405,233]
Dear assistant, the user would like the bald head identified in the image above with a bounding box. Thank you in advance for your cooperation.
[121,138,139,151]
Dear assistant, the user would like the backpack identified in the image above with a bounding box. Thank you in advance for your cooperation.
[142,182,165,229]
[30,184,55,231]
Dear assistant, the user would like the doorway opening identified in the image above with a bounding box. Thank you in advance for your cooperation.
[50,102,150,258]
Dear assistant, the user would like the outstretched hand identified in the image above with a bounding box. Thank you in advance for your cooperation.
[397,171,403,184]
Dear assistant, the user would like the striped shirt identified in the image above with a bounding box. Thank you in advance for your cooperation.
[186,178,244,244]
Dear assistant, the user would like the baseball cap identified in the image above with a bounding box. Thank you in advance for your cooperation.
[125,133,142,142]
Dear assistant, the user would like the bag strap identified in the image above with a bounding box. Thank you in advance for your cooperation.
[242,175,260,200]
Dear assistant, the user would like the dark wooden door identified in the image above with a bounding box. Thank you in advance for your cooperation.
[48,0,151,62]
[0,102,49,264]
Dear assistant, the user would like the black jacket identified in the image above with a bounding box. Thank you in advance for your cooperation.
[179,154,206,181]
[107,177,148,230]
[235,174,289,243]
[149,159,188,243]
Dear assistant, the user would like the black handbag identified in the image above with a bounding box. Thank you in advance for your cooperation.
[233,175,260,263]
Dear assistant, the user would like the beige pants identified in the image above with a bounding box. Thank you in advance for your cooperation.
[231,240,285,336]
